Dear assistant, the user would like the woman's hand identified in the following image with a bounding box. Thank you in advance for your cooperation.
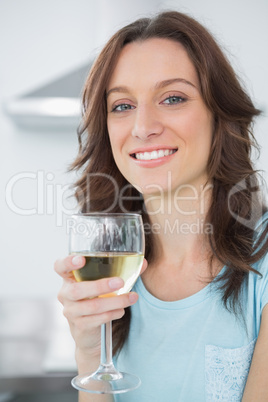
[54,255,147,369]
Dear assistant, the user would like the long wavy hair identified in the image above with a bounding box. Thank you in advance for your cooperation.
[71,11,268,354]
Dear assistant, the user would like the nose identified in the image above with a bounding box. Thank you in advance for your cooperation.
[131,104,164,140]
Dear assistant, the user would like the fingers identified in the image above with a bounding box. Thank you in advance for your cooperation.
[61,276,124,301]
[55,255,148,281]
[79,308,126,329]
[54,253,142,354]
[54,255,85,278]
[62,290,138,333]
[140,258,148,275]
[65,291,138,320]
[71,309,126,337]
[56,256,147,306]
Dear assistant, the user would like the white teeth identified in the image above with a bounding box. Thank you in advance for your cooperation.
[135,149,176,160]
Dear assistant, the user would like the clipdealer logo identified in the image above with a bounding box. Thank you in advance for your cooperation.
[228,175,266,229]
[5,170,76,226]
[5,170,265,231]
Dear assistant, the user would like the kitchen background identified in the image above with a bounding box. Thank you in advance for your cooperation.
[1,0,267,317]
[0,0,267,399]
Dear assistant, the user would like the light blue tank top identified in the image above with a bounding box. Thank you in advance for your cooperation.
[114,217,268,401]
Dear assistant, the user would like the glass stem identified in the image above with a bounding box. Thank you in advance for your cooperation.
[100,322,114,368]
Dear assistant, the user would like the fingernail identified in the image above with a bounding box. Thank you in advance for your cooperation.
[72,256,83,266]
[109,278,123,290]
[129,292,138,304]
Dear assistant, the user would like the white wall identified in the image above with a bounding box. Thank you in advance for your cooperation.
[1,0,267,299]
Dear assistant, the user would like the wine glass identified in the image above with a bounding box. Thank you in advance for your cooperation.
[69,213,145,394]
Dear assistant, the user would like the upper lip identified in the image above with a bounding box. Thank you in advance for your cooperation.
[129,146,178,155]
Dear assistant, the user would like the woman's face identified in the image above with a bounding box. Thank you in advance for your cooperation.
[106,38,213,197]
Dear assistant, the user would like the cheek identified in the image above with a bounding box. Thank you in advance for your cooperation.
[108,130,126,171]
[107,120,124,150]
[107,116,131,158]
[109,139,120,165]
[185,111,213,149]
[107,123,119,154]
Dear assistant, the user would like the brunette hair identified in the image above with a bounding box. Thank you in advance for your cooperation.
[71,11,268,353]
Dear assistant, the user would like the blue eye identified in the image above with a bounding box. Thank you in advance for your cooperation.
[112,103,134,112]
[162,96,185,105]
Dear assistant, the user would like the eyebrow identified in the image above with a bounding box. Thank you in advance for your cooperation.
[106,78,197,98]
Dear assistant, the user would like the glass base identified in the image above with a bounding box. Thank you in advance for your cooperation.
[71,366,141,394]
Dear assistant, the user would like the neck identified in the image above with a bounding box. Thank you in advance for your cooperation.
[143,183,213,263]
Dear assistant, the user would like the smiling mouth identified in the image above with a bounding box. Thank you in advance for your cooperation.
[131,148,178,161]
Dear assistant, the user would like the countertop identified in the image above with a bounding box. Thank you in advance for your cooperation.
[0,299,77,394]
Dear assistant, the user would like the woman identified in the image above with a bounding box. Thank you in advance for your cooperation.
[55,11,268,401]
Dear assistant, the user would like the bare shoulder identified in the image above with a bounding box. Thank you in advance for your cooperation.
[260,304,268,330]
[242,304,268,401]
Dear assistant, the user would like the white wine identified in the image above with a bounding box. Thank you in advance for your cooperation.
[72,252,144,295]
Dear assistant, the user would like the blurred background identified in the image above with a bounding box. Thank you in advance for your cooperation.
[0,0,267,399]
